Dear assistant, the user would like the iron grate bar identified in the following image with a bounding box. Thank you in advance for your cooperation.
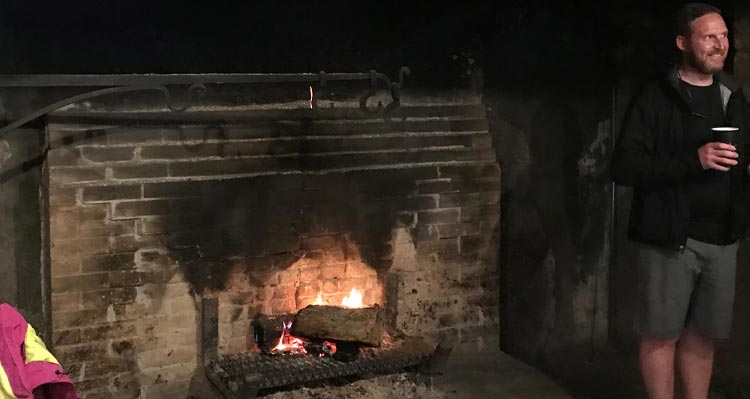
[206,337,435,397]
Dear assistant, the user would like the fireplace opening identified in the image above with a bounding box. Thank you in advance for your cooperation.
[45,84,500,398]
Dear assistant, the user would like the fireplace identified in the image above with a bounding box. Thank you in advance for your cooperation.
[44,80,500,398]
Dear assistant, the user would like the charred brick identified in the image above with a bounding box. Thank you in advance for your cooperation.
[111,164,168,179]
[50,167,106,185]
[52,273,110,293]
[82,185,141,202]
[47,148,81,166]
[438,223,481,238]
[109,271,143,288]
[105,128,164,144]
[418,210,459,225]
[113,200,172,218]
[417,180,460,194]
[81,253,136,273]
[82,147,136,162]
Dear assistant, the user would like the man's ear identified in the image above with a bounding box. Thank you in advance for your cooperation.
[676,35,687,52]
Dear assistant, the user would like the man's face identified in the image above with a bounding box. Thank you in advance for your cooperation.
[678,13,729,74]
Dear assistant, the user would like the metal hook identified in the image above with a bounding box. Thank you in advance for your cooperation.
[312,71,328,109]
[165,83,208,112]
[358,70,385,114]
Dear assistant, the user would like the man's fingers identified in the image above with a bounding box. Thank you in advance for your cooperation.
[709,161,731,171]
[713,142,737,151]
[715,150,739,158]
[699,142,740,171]
[712,155,738,166]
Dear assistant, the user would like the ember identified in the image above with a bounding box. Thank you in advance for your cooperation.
[269,320,339,357]
[271,321,307,355]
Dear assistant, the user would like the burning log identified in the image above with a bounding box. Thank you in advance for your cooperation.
[291,305,384,347]
[252,314,287,351]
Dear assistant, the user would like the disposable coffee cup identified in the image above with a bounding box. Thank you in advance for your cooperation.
[713,127,739,145]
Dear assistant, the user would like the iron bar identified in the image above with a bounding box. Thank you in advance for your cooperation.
[206,335,436,398]
[0,68,410,137]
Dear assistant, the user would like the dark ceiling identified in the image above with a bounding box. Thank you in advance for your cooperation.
[0,1,736,90]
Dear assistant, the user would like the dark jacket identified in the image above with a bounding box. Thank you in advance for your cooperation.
[611,68,750,249]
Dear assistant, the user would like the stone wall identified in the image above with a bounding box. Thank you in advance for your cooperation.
[712,4,750,397]
[45,95,501,398]
[487,88,612,379]
[0,128,47,333]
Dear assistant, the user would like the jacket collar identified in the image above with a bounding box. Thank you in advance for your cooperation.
[667,64,739,111]
[667,64,739,92]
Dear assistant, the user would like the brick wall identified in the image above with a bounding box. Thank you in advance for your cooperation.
[46,98,501,398]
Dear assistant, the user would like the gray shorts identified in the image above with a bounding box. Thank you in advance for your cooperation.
[635,238,737,339]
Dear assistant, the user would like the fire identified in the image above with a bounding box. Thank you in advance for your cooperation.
[341,288,364,308]
[311,288,365,308]
[268,287,367,356]
[271,321,307,354]
[268,320,338,357]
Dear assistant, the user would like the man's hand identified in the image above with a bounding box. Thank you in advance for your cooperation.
[698,142,738,171]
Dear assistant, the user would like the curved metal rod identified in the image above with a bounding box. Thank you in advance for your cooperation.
[358,71,385,115]
[383,67,411,120]
[166,83,208,111]
[0,84,206,138]
[358,67,411,116]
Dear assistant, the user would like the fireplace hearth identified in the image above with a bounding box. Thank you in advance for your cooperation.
[198,291,447,398]
[37,77,500,398]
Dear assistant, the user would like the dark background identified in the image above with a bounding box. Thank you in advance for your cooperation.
[0,1,723,89]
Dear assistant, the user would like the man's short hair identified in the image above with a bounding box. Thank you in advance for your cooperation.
[674,3,722,37]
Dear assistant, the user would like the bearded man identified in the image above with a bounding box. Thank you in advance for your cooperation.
[611,3,750,399]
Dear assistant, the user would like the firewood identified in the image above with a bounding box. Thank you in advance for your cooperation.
[251,314,288,351]
[291,305,384,347]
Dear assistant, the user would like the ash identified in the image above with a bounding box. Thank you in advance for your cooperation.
[259,373,448,399]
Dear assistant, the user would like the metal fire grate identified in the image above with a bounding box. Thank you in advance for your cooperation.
[205,337,438,399]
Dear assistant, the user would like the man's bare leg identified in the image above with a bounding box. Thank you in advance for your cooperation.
[640,336,678,399]
[677,329,714,399]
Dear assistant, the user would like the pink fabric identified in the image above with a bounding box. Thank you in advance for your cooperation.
[0,304,79,399]
[25,363,78,399]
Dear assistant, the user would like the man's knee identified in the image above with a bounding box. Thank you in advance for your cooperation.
[678,329,715,354]
[640,335,679,352]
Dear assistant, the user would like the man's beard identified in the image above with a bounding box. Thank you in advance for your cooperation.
[687,50,726,74]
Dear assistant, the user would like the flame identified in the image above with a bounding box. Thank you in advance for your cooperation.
[271,321,307,354]
[313,292,324,305]
[309,86,314,109]
[269,320,337,357]
[341,288,364,308]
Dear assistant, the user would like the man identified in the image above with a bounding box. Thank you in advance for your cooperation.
[611,3,749,399]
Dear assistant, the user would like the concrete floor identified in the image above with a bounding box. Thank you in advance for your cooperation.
[432,344,730,399]
[433,344,574,399]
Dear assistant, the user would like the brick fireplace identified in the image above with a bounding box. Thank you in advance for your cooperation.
[45,86,500,398]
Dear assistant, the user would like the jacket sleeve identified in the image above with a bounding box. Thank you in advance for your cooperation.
[610,88,704,188]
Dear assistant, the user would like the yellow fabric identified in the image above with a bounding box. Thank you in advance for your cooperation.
[0,363,16,399]
[23,324,59,365]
